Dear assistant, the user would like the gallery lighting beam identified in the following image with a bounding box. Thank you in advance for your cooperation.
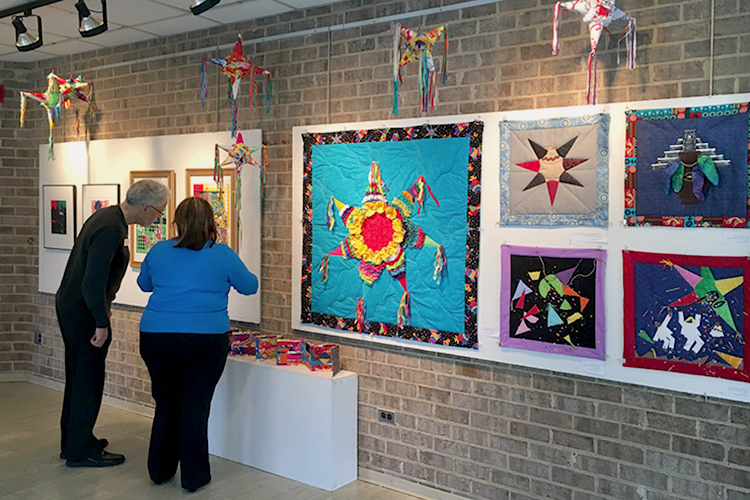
[75,0,107,37]
[189,0,220,15]
[12,12,43,52]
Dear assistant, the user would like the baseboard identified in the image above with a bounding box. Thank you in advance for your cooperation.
[0,373,26,382]
[22,373,155,419]
[358,468,468,500]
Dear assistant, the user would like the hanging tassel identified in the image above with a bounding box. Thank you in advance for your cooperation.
[397,291,410,328]
[249,69,257,112]
[231,97,238,138]
[74,109,80,138]
[392,24,401,116]
[552,2,562,55]
[265,73,273,115]
[326,197,336,230]
[433,244,446,283]
[586,51,597,105]
[213,145,223,185]
[627,18,637,70]
[235,175,242,252]
[260,145,268,198]
[356,297,368,333]
[200,58,208,107]
[19,92,27,127]
[48,131,54,161]
[319,254,330,283]
[442,27,448,85]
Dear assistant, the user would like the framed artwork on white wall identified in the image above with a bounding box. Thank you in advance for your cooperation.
[186,168,238,251]
[129,170,176,268]
[81,183,120,231]
[42,184,76,250]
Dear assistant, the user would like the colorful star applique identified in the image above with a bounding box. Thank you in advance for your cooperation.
[667,265,743,332]
[516,137,588,205]
[319,161,445,330]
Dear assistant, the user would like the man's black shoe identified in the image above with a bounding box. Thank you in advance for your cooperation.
[60,438,109,459]
[66,450,125,468]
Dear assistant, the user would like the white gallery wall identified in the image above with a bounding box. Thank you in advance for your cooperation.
[39,131,262,324]
[292,93,750,403]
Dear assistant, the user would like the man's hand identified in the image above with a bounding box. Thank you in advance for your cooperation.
[91,327,109,348]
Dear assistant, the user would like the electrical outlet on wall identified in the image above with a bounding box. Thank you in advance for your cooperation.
[34,331,43,345]
[377,409,395,425]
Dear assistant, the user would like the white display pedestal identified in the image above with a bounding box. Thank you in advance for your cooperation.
[208,356,358,491]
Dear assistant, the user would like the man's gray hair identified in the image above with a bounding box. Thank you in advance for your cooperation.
[126,179,171,207]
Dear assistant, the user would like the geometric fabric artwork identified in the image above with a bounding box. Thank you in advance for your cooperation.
[500,245,606,359]
[129,170,175,268]
[51,200,67,234]
[624,102,750,227]
[187,167,237,251]
[623,250,750,383]
[301,122,482,348]
[499,114,609,226]
[42,184,76,250]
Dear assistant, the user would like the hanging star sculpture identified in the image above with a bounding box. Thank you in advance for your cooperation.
[201,34,272,137]
[215,132,268,250]
[552,0,636,104]
[392,24,448,116]
[666,265,743,333]
[319,161,445,330]
[516,137,588,205]
[20,72,95,160]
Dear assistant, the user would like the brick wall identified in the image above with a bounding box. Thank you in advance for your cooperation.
[5,0,750,498]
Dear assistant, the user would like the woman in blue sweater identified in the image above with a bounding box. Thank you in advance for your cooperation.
[138,196,258,493]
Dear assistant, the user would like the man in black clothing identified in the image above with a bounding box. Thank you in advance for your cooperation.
[57,179,170,468]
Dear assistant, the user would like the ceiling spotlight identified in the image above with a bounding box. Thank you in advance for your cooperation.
[12,13,42,52]
[190,0,220,15]
[75,0,107,37]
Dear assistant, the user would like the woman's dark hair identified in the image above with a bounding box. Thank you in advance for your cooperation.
[173,197,217,250]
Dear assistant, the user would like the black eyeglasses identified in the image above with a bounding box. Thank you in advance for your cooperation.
[148,204,164,217]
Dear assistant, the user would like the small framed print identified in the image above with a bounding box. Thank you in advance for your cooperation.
[129,170,176,268]
[81,183,120,230]
[186,168,237,251]
[43,184,77,250]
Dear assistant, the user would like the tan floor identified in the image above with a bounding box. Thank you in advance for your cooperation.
[0,382,421,500]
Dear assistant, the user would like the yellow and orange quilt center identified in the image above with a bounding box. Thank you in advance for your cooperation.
[348,201,404,264]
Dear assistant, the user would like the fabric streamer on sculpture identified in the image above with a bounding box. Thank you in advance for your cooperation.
[20,72,95,160]
[214,132,268,250]
[392,24,448,115]
[201,34,272,137]
[319,161,445,329]
[552,0,636,104]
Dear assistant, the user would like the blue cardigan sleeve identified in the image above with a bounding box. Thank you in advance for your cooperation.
[225,248,258,295]
[137,251,153,292]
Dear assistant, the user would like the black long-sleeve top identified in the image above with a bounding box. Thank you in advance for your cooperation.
[56,205,129,328]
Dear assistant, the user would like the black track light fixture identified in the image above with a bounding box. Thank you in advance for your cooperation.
[12,12,42,52]
[75,0,107,38]
[189,0,220,16]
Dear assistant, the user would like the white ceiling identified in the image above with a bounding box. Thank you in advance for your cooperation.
[0,0,334,62]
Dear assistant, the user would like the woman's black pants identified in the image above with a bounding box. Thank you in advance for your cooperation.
[140,331,229,491]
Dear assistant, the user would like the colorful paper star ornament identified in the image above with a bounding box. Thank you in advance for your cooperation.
[201,34,272,137]
[552,0,636,104]
[392,24,448,116]
[215,132,268,248]
[20,72,95,160]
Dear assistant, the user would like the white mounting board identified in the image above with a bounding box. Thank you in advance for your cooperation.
[292,93,750,403]
[39,131,262,324]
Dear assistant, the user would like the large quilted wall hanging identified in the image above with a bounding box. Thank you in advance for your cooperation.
[623,250,750,383]
[301,122,482,348]
[624,102,750,227]
[500,245,606,359]
[499,114,609,226]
